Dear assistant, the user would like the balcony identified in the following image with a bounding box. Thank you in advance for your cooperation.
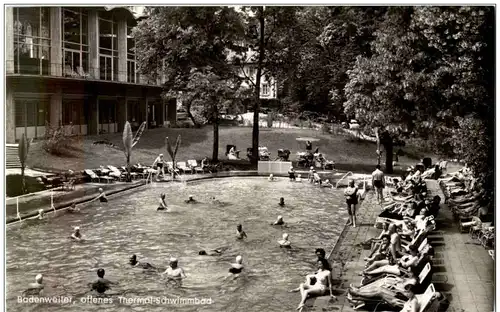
[6,60,162,87]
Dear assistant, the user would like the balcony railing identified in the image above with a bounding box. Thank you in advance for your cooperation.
[6,60,162,87]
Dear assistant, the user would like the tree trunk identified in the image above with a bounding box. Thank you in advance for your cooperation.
[212,116,219,162]
[126,155,132,182]
[251,6,265,166]
[383,140,394,174]
[185,101,199,126]
[21,166,26,194]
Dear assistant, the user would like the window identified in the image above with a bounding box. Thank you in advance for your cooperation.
[15,99,48,127]
[62,99,87,125]
[99,12,118,81]
[62,8,89,78]
[127,26,137,83]
[98,100,117,124]
[262,83,270,96]
[13,7,50,75]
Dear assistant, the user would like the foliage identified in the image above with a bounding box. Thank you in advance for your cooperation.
[43,122,76,156]
[18,133,32,194]
[123,121,147,182]
[165,135,182,178]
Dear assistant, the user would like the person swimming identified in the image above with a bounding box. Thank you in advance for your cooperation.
[185,195,197,204]
[268,174,276,181]
[157,193,168,211]
[67,202,80,213]
[236,224,247,239]
[23,274,44,295]
[162,257,187,280]
[229,255,244,274]
[71,226,82,240]
[129,254,155,269]
[278,233,291,248]
[91,268,116,293]
[198,249,223,256]
[97,188,108,203]
[272,215,285,226]
[279,197,285,206]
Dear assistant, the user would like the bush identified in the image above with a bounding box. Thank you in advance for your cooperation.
[6,174,46,197]
[43,122,76,155]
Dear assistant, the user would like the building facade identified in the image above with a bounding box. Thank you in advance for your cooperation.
[5,6,177,143]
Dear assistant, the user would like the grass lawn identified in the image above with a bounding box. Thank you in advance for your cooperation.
[26,126,431,175]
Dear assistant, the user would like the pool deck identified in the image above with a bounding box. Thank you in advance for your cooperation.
[310,180,494,312]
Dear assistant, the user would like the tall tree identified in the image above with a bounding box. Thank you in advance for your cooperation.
[133,7,245,161]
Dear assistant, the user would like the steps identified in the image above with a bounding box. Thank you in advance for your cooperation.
[6,144,21,169]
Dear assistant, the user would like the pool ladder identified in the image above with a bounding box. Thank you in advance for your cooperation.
[335,171,353,188]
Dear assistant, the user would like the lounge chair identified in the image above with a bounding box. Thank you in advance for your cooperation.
[166,162,180,175]
[177,161,192,174]
[187,160,204,174]
[61,178,76,191]
[84,169,114,184]
[416,283,437,312]
[121,166,140,180]
[108,165,127,181]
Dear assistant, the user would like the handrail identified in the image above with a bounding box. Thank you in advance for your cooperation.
[335,171,353,188]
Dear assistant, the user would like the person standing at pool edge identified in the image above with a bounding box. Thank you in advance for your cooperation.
[372,165,385,204]
[344,179,359,227]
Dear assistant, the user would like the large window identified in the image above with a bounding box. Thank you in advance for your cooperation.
[13,7,50,75]
[15,99,48,127]
[127,26,137,83]
[262,83,270,96]
[99,11,118,81]
[62,8,89,78]
[62,99,87,125]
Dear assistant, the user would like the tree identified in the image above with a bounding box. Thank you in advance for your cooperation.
[123,121,146,182]
[18,133,31,194]
[165,135,181,180]
[134,7,245,161]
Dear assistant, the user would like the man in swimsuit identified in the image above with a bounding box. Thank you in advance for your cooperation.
[344,179,359,227]
[288,166,296,181]
[308,167,315,183]
[162,258,187,280]
[289,259,336,310]
[372,165,385,204]
[153,154,165,181]
[23,274,44,295]
[278,233,291,248]
[91,268,117,294]
[157,193,168,211]
[71,226,82,241]
[129,254,156,269]
[236,224,247,239]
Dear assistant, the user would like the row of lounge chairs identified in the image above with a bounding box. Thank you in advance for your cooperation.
[438,166,494,259]
[349,176,448,311]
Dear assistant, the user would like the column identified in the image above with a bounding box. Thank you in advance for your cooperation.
[6,7,14,73]
[50,7,62,76]
[116,96,127,131]
[161,99,166,127]
[117,19,127,82]
[49,88,62,127]
[88,9,99,79]
[6,87,15,143]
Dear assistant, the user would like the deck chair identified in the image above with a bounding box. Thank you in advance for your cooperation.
[166,162,180,175]
[84,169,101,183]
[121,166,140,180]
[187,160,204,174]
[416,284,436,312]
[276,149,290,161]
[177,161,192,174]
[226,145,240,159]
[108,165,127,181]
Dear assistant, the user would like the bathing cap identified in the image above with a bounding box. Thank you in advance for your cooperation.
[278,215,283,219]
[310,166,314,170]
[290,166,293,169]
[189,195,193,198]
[159,154,163,157]
[236,255,242,264]
[38,209,44,213]
[35,274,43,283]
[170,257,178,263]
[74,226,80,231]
[99,188,103,192]
[283,233,289,240]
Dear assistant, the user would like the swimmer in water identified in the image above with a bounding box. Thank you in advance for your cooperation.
[97,188,108,203]
[162,257,187,280]
[279,197,285,206]
[71,226,82,240]
[321,179,334,188]
[272,215,285,226]
[268,174,276,181]
[23,274,44,295]
[288,166,296,181]
[236,224,247,239]
[278,233,291,248]
[129,254,155,269]
[27,209,45,220]
[198,249,223,256]
[157,193,168,211]
[229,255,244,274]
[67,202,80,213]
[296,174,302,182]
[90,268,116,294]
[185,195,197,204]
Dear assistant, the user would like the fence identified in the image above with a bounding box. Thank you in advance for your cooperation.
[257,161,292,174]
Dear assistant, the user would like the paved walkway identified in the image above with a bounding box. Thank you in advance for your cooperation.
[309,180,494,312]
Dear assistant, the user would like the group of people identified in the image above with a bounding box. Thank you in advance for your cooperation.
[346,174,448,311]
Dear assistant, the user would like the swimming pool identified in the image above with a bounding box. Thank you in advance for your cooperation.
[6,177,349,311]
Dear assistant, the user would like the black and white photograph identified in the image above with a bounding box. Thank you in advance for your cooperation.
[3,4,496,312]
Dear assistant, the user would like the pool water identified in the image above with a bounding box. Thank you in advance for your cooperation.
[6,177,349,311]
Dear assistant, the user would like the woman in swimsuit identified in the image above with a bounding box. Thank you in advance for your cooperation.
[157,193,168,211]
[289,258,336,310]
[344,179,359,227]
[229,255,244,274]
